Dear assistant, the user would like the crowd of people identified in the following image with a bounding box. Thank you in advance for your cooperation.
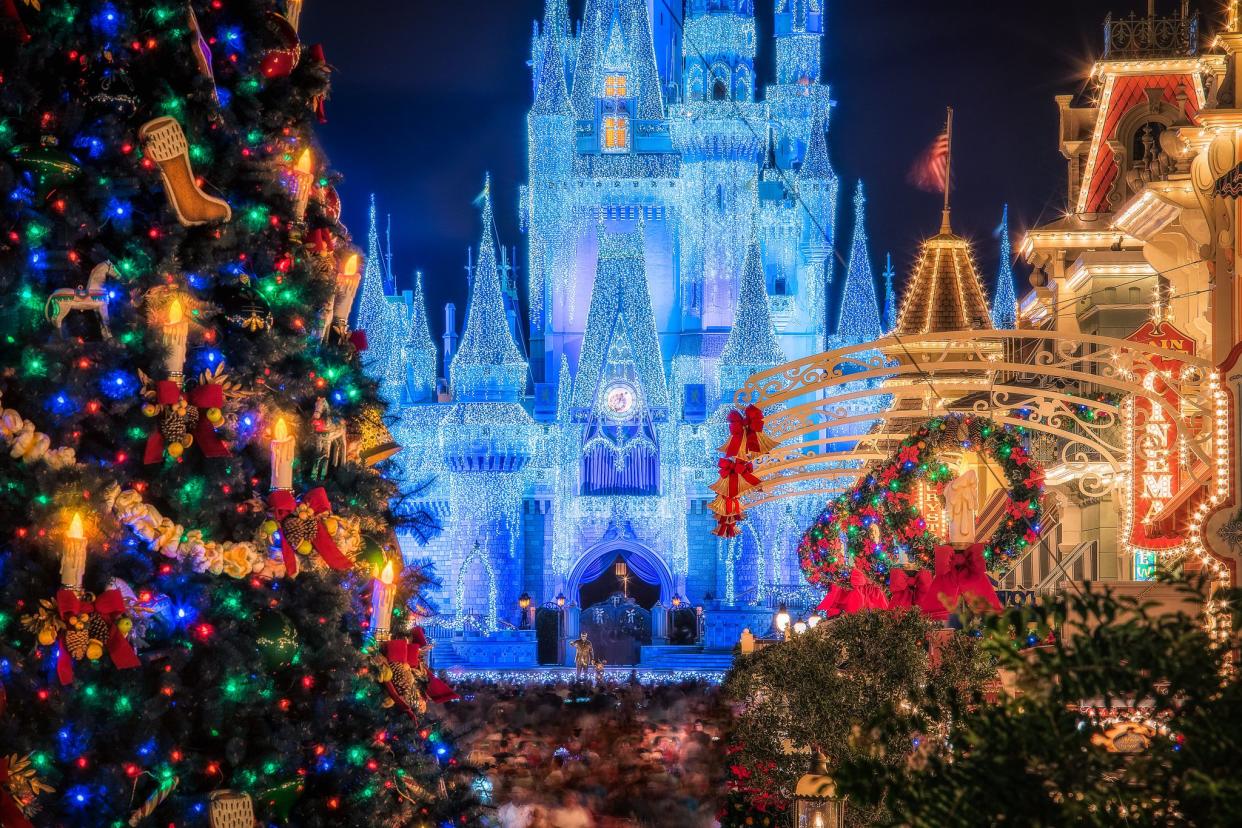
[440,674,727,827]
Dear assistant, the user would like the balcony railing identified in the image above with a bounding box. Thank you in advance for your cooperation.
[1103,12,1199,60]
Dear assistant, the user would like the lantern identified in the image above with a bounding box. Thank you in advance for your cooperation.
[793,754,845,828]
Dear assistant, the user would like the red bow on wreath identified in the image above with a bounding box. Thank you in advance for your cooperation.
[888,569,933,610]
[268,487,352,576]
[0,756,32,828]
[54,589,140,686]
[816,569,889,616]
[710,458,761,499]
[917,545,1002,621]
[718,405,777,460]
[143,380,230,464]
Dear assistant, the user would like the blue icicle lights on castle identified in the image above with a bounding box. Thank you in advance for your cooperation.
[359,0,888,670]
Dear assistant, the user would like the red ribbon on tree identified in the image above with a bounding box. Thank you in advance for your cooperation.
[0,756,32,828]
[407,628,458,703]
[306,227,335,255]
[381,639,459,722]
[308,43,331,123]
[888,569,933,610]
[54,589,140,686]
[143,380,230,464]
[718,405,777,460]
[816,569,889,616]
[917,545,1002,621]
[709,458,761,499]
[1,0,30,45]
[268,487,351,576]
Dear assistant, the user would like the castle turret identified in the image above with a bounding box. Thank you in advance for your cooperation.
[774,0,824,87]
[449,177,529,403]
[683,0,757,103]
[528,0,578,331]
[835,181,882,346]
[794,106,837,323]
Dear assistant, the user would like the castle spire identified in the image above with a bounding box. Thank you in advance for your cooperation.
[991,205,1018,330]
[799,106,833,181]
[356,193,389,336]
[533,0,573,114]
[882,252,898,333]
[408,269,438,402]
[721,238,786,369]
[450,176,529,402]
[836,181,883,345]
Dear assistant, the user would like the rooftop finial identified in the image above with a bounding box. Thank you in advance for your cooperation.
[940,107,954,235]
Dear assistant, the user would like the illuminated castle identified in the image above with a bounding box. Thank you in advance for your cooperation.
[363,0,877,668]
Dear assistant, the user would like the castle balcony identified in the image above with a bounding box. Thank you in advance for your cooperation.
[439,404,536,474]
[1102,11,1198,61]
[442,440,533,474]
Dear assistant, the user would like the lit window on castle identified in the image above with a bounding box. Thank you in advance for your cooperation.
[603,115,629,152]
[604,74,628,98]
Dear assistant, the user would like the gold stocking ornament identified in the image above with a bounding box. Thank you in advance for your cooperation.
[138,117,231,227]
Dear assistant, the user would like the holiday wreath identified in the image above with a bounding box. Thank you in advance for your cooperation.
[798,414,1046,588]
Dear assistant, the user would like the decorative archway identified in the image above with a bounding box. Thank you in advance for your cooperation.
[566,539,674,608]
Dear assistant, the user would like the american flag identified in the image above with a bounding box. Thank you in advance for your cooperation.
[909,130,950,194]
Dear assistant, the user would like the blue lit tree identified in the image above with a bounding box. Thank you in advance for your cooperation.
[882,253,898,334]
[991,204,1018,330]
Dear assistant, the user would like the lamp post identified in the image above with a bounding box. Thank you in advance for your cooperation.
[555,592,566,664]
[793,753,846,828]
[775,603,792,641]
[518,592,531,629]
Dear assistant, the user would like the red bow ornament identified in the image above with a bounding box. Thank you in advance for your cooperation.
[712,515,742,538]
[143,380,230,464]
[267,487,352,576]
[888,569,933,609]
[53,589,141,686]
[708,494,745,519]
[710,458,761,499]
[718,405,777,460]
[408,627,458,704]
[917,545,1002,622]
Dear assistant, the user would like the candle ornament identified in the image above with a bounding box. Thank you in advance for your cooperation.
[270,417,295,491]
[61,512,87,591]
[370,559,397,643]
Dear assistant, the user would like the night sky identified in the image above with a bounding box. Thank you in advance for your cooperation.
[299,0,1209,340]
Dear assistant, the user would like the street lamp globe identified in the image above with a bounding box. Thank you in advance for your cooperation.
[555,592,566,609]
[518,592,531,611]
[806,613,822,629]
[774,604,791,633]
[793,620,808,635]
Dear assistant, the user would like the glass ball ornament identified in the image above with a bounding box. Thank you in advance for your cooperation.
[214,275,273,334]
[254,610,298,669]
[11,137,82,198]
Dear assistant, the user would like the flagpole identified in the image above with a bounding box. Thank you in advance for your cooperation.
[941,106,954,235]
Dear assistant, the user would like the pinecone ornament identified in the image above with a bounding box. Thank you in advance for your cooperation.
[63,627,90,660]
[158,398,199,457]
[281,503,317,554]
[86,614,110,661]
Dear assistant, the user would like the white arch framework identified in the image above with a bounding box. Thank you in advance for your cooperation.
[727,329,1230,582]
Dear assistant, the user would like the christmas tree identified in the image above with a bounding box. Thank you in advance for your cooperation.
[0,2,477,825]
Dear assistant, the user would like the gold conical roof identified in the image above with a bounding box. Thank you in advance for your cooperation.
[894,223,994,336]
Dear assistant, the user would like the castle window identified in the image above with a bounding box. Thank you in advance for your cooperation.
[604,74,628,98]
[603,114,630,152]
[712,78,729,101]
